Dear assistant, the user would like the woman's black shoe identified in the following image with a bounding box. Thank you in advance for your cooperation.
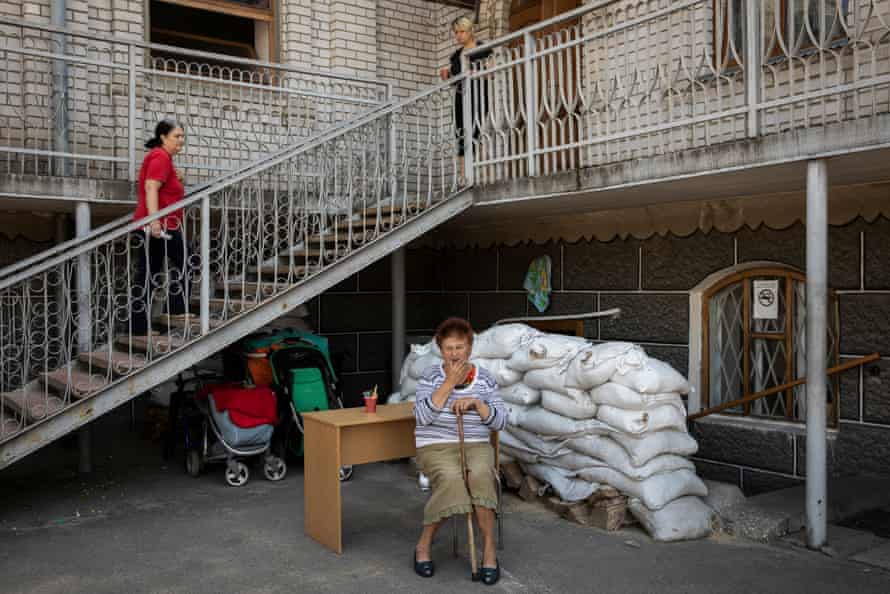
[480,560,500,586]
[414,552,434,578]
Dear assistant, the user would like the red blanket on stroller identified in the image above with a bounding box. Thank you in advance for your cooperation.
[197,383,279,429]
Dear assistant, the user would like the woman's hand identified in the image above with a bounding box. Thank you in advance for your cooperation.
[451,397,479,415]
[149,219,163,239]
[443,359,470,388]
[439,66,450,81]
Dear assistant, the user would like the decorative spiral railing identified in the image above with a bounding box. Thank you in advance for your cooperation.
[463,0,890,184]
[0,16,388,187]
[0,72,468,457]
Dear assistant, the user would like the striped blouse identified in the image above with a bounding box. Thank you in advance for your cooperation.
[414,364,508,448]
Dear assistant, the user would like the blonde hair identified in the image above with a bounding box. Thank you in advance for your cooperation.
[452,16,474,34]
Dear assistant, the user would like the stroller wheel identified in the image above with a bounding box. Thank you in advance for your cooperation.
[185,449,204,477]
[225,461,250,487]
[338,465,354,482]
[264,457,287,482]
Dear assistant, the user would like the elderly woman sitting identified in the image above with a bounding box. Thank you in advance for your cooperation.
[413,317,507,585]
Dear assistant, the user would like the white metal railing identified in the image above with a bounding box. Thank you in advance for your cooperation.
[462,0,890,185]
[0,17,389,188]
[0,73,465,442]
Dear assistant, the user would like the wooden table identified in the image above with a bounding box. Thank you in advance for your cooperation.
[302,402,417,554]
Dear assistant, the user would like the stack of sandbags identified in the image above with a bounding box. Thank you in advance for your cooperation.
[394,324,716,542]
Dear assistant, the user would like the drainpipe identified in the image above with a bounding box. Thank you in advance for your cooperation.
[52,0,70,176]
[391,249,406,395]
[75,201,92,474]
[805,160,828,549]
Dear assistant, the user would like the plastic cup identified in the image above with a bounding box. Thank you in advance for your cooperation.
[363,391,378,413]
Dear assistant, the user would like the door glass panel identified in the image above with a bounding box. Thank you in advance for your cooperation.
[708,282,744,412]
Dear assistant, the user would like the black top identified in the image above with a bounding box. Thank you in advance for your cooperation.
[449,46,493,79]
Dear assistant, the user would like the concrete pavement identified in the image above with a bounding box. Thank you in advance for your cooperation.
[1,407,888,594]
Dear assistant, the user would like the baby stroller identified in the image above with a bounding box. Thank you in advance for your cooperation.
[241,329,354,481]
[180,374,288,487]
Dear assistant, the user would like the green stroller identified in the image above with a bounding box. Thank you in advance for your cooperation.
[242,329,354,481]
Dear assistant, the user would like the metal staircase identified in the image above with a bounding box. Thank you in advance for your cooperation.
[0,78,473,468]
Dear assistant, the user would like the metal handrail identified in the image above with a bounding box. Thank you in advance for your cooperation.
[0,99,395,285]
[0,72,466,292]
[687,353,880,421]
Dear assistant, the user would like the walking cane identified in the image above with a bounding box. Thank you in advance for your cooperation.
[457,410,480,581]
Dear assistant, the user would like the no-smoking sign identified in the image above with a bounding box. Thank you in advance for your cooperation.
[753,280,779,320]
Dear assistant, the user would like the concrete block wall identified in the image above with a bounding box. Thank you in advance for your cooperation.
[338,216,890,496]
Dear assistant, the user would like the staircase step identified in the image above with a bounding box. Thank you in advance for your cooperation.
[189,296,258,312]
[42,367,109,399]
[154,313,225,330]
[250,264,314,278]
[362,203,417,217]
[117,334,184,354]
[334,216,395,231]
[1,416,22,439]
[1,385,64,422]
[306,230,375,246]
[215,281,275,297]
[77,350,147,375]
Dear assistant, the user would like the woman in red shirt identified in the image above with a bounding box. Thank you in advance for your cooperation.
[131,119,188,336]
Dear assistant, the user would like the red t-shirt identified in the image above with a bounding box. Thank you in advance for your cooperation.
[134,147,184,230]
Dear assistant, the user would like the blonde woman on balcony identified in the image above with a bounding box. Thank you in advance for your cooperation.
[439,16,491,178]
[131,119,189,336]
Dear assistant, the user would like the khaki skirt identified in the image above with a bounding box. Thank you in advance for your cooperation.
[415,442,498,525]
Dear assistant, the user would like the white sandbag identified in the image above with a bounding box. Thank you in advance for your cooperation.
[498,383,541,406]
[576,467,708,511]
[506,426,570,457]
[590,382,684,410]
[521,462,599,502]
[595,402,687,435]
[541,389,598,420]
[523,367,571,393]
[499,431,542,464]
[628,496,717,542]
[503,401,531,426]
[565,342,647,390]
[408,353,443,380]
[567,435,695,480]
[611,429,699,466]
[401,376,418,397]
[513,406,617,438]
[386,391,403,404]
[611,357,691,395]
[405,394,416,402]
[400,351,418,387]
[506,334,588,372]
[472,324,540,359]
[501,443,539,464]
[549,450,602,472]
[471,357,522,387]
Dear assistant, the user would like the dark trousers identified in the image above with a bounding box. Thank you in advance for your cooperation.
[131,229,190,335]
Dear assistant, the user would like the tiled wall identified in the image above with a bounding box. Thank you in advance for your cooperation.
[309,216,890,493]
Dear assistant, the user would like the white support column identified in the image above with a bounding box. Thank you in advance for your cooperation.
[391,248,406,393]
[75,201,92,474]
[805,159,829,550]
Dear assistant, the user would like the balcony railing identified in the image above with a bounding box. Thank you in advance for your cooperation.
[460,0,890,185]
[0,17,389,189]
